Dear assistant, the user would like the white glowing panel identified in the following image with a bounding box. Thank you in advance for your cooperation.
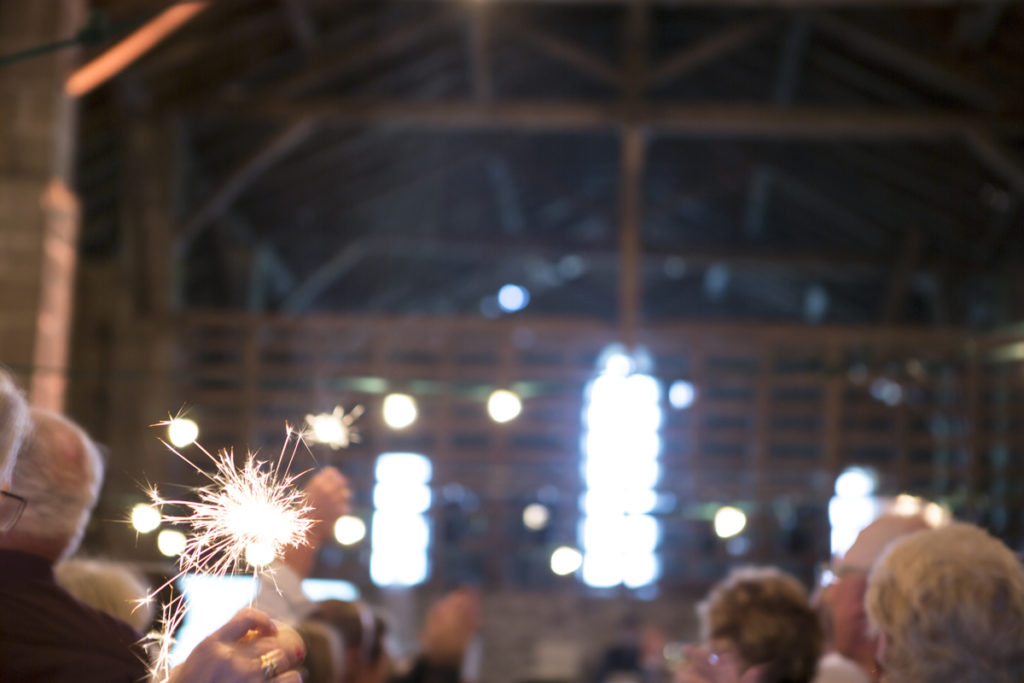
[578,350,662,589]
[371,452,432,587]
[373,482,432,514]
[375,452,432,484]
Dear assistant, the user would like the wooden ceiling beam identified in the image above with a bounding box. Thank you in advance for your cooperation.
[812,13,1005,111]
[178,118,317,249]
[200,99,1024,138]
[503,18,625,88]
[346,236,890,275]
[963,130,1024,197]
[279,0,318,53]
[647,16,778,87]
[264,12,457,99]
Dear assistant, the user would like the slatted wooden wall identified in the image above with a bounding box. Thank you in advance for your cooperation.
[80,313,1024,589]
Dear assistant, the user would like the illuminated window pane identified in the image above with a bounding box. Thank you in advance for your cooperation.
[582,550,623,588]
[375,452,432,484]
[371,452,432,587]
[372,482,432,514]
[578,348,662,589]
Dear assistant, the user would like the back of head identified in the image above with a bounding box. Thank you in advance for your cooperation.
[700,565,819,683]
[0,368,30,485]
[837,513,933,573]
[296,619,348,683]
[866,522,1024,683]
[55,557,154,633]
[699,566,822,683]
[6,410,104,559]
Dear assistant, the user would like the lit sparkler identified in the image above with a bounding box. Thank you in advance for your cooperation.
[303,404,364,449]
[141,421,317,681]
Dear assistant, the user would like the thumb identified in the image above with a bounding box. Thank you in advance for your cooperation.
[213,607,278,643]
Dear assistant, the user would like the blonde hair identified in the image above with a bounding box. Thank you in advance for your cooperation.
[55,557,154,632]
[0,368,30,484]
[698,566,822,683]
[866,523,1024,682]
[10,410,104,557]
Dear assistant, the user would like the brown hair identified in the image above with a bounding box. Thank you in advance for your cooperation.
[698,566,823,683]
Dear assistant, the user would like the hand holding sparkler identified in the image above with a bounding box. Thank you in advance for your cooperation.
[167,607,304,683]
[276,466,353,580]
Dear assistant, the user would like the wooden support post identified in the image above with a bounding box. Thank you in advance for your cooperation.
[882,227,924,323]
[619,127,645,350]
[467,3,493,101]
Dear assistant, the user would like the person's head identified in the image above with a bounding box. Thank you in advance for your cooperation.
[2,409,104,560]
[697,566,822,683]
[55,557,154,632]
[825,513,932,672]
[0,368,30,487]
[308,600,389,683]
[866,523,1024,683]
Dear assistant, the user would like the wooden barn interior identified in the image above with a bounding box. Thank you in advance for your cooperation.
[2,0,1024,679]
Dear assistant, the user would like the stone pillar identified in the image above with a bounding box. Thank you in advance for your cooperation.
[0,1,86,409]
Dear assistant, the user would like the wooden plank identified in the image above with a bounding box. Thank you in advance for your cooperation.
[205,99,1024,138]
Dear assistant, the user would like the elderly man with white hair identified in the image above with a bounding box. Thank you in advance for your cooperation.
[866,522,1024,682]
[0,399,306,682]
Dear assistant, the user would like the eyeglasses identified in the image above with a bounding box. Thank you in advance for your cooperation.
[0,490,27,532]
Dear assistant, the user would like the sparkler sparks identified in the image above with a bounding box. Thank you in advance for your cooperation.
[141,421,319,682]
[303,404,364,449]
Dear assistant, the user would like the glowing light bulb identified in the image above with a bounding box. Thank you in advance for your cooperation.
[333,515,367,545]
[167,418,199,448]
[157,529,186,557]
[892,494,922,516]
[668,380,696,409]
[713,506,746,539]
[383,394,417,429]
[522,503,550,530]
[497,284,530,313]
[132,503,161,534]
[550,546,583,576]
[488,389,522,423]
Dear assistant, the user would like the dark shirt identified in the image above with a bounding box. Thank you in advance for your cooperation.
[0,548,151,682]
[392,657,461,683]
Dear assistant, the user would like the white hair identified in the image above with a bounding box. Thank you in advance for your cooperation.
[0,368,30,485]
[10,410,104,558]
[866,522,1024,682]
[55,557,154,633]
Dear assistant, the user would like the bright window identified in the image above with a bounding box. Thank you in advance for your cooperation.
[579,347,663,588]
[370,452,432,587]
